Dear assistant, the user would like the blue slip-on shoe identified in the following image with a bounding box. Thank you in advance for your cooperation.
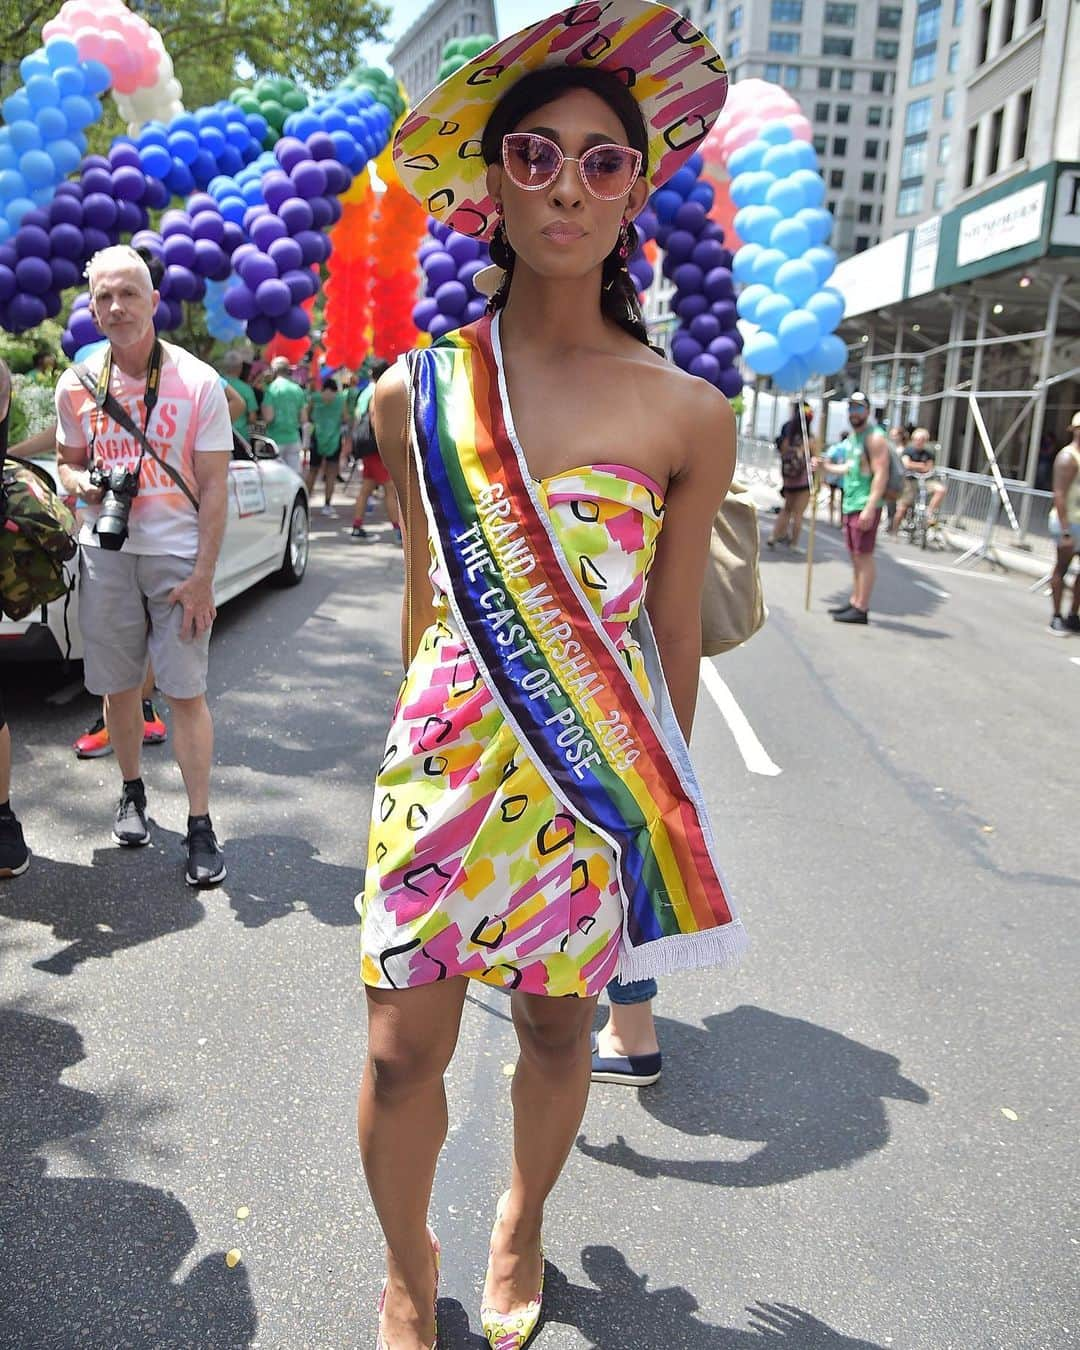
[590,1032,662,1086]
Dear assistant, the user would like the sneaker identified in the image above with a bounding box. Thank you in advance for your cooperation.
[0,811,30,878]
[1048,615,1070,637]
[828,601,855,615]
[73,715,112,759]
[113,786,150,847]
[184,817,226,887]
[320,505,335,517]
[833,605,869,625]
[142,699,167,745]
[350,525,370,540]
[1066,615,1080,635]
[590,1033,662,1087]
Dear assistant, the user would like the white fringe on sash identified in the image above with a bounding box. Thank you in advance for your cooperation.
[618,919,750,983]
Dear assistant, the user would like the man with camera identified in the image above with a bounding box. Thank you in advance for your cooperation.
[54,246,233,886]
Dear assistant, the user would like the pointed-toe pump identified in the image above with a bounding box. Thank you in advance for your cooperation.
[480,1193,544,1350]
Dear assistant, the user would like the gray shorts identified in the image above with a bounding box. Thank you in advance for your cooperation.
[79,547,211,699]
[277,441,302,474]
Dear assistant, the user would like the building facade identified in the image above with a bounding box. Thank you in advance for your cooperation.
[388,0,499,106]
[691,0,905,258]
[880,0,1078,238]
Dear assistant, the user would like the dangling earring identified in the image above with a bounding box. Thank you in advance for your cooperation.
[618,218,631,262]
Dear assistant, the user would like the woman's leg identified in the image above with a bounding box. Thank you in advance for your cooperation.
[485,991,597,1314]
[322,456,336,508]
[786,490,810,546]
[359,977,468,1348]
[769,499,791,544]
[597,977,659,1056]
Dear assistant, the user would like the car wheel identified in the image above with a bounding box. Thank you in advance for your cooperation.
[272,495,309,586]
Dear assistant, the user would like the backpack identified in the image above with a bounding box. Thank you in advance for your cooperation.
[351,405,377,460]
[885,444,904,501]
[0,409,78,621]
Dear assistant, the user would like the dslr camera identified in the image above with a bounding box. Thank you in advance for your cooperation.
[88,464,140,550]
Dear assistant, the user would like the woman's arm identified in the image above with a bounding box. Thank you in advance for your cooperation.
[372,363,437,669]
[644,381,736,744]
[1053,448,1078,534]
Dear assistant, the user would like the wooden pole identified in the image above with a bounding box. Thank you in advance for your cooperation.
[805,465,820,612]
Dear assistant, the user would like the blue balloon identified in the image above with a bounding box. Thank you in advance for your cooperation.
[54,65,86,98]
[5,197,35,229]
[762,144,801,178]
[755,293,794,335]
[34,105,68,140]
[735,282,771,324]
[806,287,845,332]
[668,166,698,198]
[797,207,834,247]
[758,122,794,146]
[26,75,60,110]
[731,243,762,285]
[9,120,42,153]
[789,169,825,210]
[771,219,812,259]
[726,141,767,177]
[0,169,23,198]
[689,182,714,211]
[45,39,80,70]
[765,179,806,216]
[738,205,782,248]
[804,245,838,286]
[772,354,810,393]
[788,142,819,172]
[744,331,785,377]
[19,149,56,188]
[778,308,821,356]
[774,259,818,307]
[3,93,33,123]
[810,333,848,376]
[652,188,683,224]
[60,95,97,131]
[743,171,777,207]
[80,60,112,96]
[750,247,787,287]
[20,51,52,81]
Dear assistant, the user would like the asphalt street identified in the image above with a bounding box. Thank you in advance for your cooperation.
[1,495,1076,1350]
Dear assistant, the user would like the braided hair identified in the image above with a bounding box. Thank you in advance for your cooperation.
[480,67,651,349]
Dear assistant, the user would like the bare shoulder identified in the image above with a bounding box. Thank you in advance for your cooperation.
[371,361,409,471]
[614,339,735,476]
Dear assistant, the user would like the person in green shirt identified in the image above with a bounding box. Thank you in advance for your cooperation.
[221,351,259,440]
[261,356,307,474]
[814,391,890,624]
[306,377,350,515]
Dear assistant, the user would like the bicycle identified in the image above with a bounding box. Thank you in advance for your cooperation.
[899,472,943,550]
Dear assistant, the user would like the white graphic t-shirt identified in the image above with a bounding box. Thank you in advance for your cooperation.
[55,340,232,558]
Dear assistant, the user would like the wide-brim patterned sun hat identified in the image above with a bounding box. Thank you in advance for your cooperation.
[392,0,728,241]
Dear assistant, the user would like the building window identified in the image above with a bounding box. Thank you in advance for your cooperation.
[1000,0,1018,45]
[963,125,978,188]
[829,168,845,189]
[784,65,801,87]
[824,2,856,24]
[704,21,717,40]
[833,136,848,156]
[911,52,936,85]
[823,36,853,57]
[835,103,850,124]
[815,101,830,122]
[947,40,959,72]
[875,39,900,60]
[855,235,871,252]
[871,70,889,93]
[977,3,992,64]
[868,106,883,126]
[728,33,740,54]
[838,69,854,90]
[905,97,932,136]
[818,68,834,88]
[933,179,946,209]
[827,199,837,216]
[901,139,928,178]
[1029,0,1043,19]
[813,134,827,155]
[943,89,954,119]
[765,63,782,81]
[986,106,1004,176]
[914,7,941,47]
[879,5,903,27]
[897,184,923,216]
[937,132,950,165]
[1014,88,1032,161]
[865,139,880,159]
[769,29,801,52]
[770,0,803,21]
[858,203,874,223]
[729,4,743,28]
[862,171,876,191]
[953,0,964,22]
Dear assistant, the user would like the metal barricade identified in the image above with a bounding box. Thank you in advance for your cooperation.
[736,435,780,487]
[936,468,1056,569]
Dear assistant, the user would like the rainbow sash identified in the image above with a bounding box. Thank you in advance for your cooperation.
[407,314,747,980]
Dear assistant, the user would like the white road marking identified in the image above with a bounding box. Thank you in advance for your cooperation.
[895,558,1006,583]
[1071,657,1080,668]
[700,660,782,777]
[912,578,951,599]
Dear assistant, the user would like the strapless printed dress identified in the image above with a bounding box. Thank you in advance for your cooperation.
[359,463,666,997]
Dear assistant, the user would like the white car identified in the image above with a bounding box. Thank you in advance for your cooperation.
[0,432,309,663]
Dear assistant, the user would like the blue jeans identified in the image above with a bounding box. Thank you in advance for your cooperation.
[606,977,657,1005]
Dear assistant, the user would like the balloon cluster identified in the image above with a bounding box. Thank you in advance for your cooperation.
[282,88,394,176]
[626,207,657,297]
[337,63,407,124]
[414,219,490,339]
[652,154,742,398]
[323,182,375,371]
[42,0,181,129]
[133,104,268,199]
[731,123,846,393]
[436,34,497,83]
[371,179,428,360]
[204,277,245,342]
[230,77,308,150]
[0,39,110,239]
[708,78,811,163]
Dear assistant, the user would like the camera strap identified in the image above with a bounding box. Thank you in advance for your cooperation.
[72,342,200,513]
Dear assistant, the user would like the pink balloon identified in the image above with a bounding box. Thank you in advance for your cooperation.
[723,118,764,157]
[783,114,813,143]
[75,28,108,62]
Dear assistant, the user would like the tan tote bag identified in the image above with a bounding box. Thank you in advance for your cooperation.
[700,480,767,657]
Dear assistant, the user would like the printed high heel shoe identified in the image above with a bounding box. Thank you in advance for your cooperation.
[480,1192,544,1350]
[375,1226,440,1350]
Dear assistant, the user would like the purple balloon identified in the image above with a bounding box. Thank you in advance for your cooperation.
[15,256,53,295]
[675,200,708,234]
[412,296,439,331]
[42,292,62,321]
[239,251,278,289]
[0,265,14,302]
[294,230,323,265]
[673,262,704,294]
[71,291,91,310]
[8,293,47,330]
[251,214,287,251]
[163,234,197,270]
[268,236,303,273]
[670,335,703,371]
[160,210,192,238]
[68,308,101,346]
[80,166,113,196]
[689,313,721,346]
[692,238,726,273]
[445,231,481,265]
[48,195,82,226]
[81,193,117,231]
[20,210,50,232]
[718,366,743,399]
[663,229,697,264]
[255,277,291,316]
[49,256,81,291]
[703,267,735,303]
[55,181,84,200]
[187,192,217,216]
[221,221,246,254]
[143,177,170,210]
[324,197,342,226]
[688,353,720,384]
[108,142,142,170]
[435,279,468,317]
[306,132,336,163]
[191,211,224,244]
[274,137,307,173]
[15,225,51,259]
[418,238,441,262]
[290,159,327,199]
[428,313,459,340]
[82,226,111,254]
[112,166,146,202]
[277,196,313,234]
[712,299,738,329]
[457,258,487,291]
[163,264,199,301]
[116,200,145,234]
[464,297,487,324]
[243,205,269,233]
[675,293,709,323]
[194,238,228,279]
[307,196,333,230]
[323,161,350,197]
[262,171,294,213]
[277,304,310,339]
[423,250,456,289]
[708,336,739,368]
[224,282,258,320]
[131,229,163,255]
[282,268,314,303]
[430,220,451,242]
[247,314,276,345]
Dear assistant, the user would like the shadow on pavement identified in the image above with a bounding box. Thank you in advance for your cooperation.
[0,826,206,977]
[0,1007,257,1348]
[435,1249,887,1348]
[224,832,362,929]
[578,1006,928,1188]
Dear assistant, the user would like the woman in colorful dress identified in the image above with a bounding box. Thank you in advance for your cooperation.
[357,5,746,1346]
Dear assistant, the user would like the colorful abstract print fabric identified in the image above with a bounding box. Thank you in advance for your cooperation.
[360,465,664,996]
[393,0,728,240]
